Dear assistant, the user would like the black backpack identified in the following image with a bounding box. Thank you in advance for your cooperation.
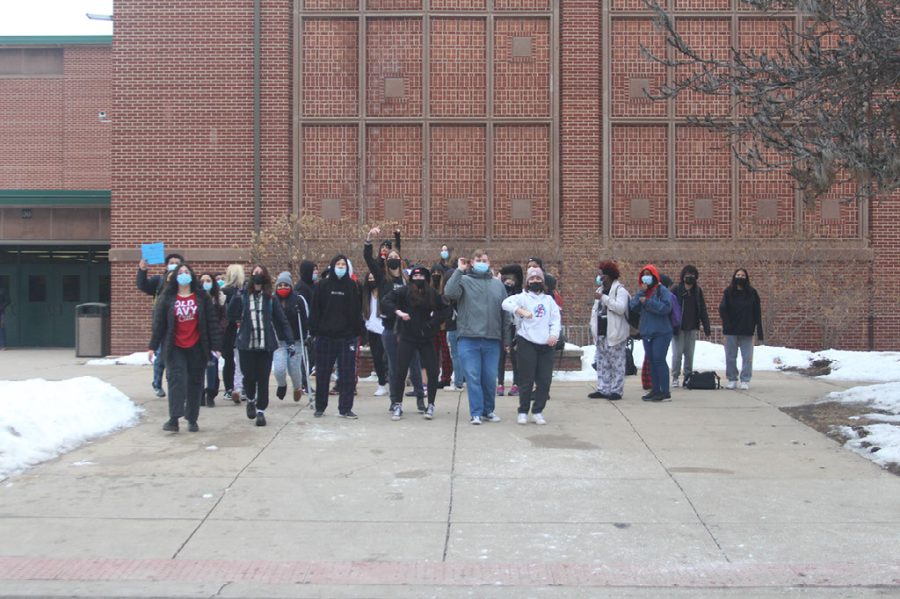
[684,371,720,390]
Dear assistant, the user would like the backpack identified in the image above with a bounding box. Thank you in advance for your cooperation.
[684,371,720,390]
[665,287,682,330]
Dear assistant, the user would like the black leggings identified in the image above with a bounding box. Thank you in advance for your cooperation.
[390,337,438,406]
[368,330,388,386]
[240,349,274,410]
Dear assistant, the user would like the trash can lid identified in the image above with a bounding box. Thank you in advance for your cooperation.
[76,302,109,314]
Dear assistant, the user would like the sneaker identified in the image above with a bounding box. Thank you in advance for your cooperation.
[424,404,434,420]
[206,395,216,408]
[588,390,609,399]
[246,400,257,420]
[649,393,672,402]
[470,416,482,425]
[232,390,241,404]
[391,403,403,421]
[484,412,501,423]
[739,382,749,390]
[188,421,199,432]
[293,388,303,402]
[330,384,340,396]
[641,391,658,401]
[517,413,528,425]
[162,419,179,432]
[339,411,359,420]
[496,385,505,396]
[276,385,287,400]
[240,392,249,403]
[313,410,324,417]
[256,412,266,427]
[672,378,680,388]
[532,413,547,425]
[405,389,417,397]
[608,393,623,401]
[154,386,166,398]
[725,380,737,390]
[416,399,426,414]
[508,385,519,396]
[454,384,464,391]
[437,381,449,389]
[374,385,388,396]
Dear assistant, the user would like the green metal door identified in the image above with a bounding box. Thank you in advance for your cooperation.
[19,264,87,346]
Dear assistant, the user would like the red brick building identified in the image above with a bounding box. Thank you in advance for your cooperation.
[5,2,898,352]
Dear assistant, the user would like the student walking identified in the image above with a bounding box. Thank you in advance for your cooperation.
[311,254,365,418]
[381,265,451,420]
[198,272,227,407]
[148,263,222,432]
[670,265,711,387]
[137,253,184,398]
[719,268,764,389]
[628,264,674,402]
[444,250,511,425]
[498,264,523,397]
[362,272,389,397]
[227,265,295,427]
[502,267,561,425]
[273,271,308,402]
[220,264,246,404]
[588,261,631,401]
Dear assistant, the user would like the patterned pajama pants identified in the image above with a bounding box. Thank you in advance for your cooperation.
[595,336,626,396]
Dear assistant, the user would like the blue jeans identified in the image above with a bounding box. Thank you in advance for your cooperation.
[458,337,501,418]
[643,333,672,395]
[447,329,465,387]
[152,344,165,389]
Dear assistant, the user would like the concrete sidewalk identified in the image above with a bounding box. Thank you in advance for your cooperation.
[0,349,898,597]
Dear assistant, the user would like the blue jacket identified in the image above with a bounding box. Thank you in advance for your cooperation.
[629,285,674,338]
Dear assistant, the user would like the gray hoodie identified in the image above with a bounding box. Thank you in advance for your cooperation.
[443,268,511,343]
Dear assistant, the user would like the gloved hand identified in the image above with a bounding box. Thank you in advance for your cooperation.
[287,344,296,357]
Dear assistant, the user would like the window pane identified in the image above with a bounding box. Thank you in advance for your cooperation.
[62,275,81,302]
[28,275,47,302]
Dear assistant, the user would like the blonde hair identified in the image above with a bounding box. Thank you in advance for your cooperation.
[223,264,245,288]
[471,248,488,260]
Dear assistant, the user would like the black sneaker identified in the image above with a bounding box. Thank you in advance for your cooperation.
[391,403,403,421]
[187,421,199,432]
[339,411,359,420]
[207,397,216,407]
[588,391,609,399]
[641,391,658,401]
[162,419,179,432]
[608,393,623,401]
[154,386,166,398]
[256,412,266,426]
[649,393,672,402]
[416,398,426,413]
[276,385,287,400]
[246,400,257,419]
[314,410,324,417]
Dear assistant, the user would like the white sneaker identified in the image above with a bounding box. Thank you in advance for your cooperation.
[484,413,501,423]
[532,413,547,425]
[672,378,680,388]
[470,416,482,425]
[391,403,402,421]
[725,380,737,390]
[517,413,528,425]
[739,382,749,390]
[374,385,388,396]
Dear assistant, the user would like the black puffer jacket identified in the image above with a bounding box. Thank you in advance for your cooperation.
[381,284,451,342]
[719,271,764,341]
[149,289,223,361]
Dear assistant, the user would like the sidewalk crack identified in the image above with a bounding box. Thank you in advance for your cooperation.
[442,391,462,562]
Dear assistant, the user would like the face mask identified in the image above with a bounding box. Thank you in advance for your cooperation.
[595,275,603,286]
[735,277,746,286]
[472,262,489,274]
[334,267,347,278]
[252,273,265,285]
[386,258,401,271]
[684,275,696,285]
[504,280,515,288]
[216,280,225,288]
[276,288,291,299]
[641,275,654,286]
[527,282,544,294]
[312,273,318,282]
[366,281,377,290]
[202,282,213,292]
[440,250,449,260]
[176,273,192,286]
[167,263,179,272]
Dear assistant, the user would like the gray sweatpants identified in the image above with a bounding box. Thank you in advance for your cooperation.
[671,329,698,379]
[724,335,754,383]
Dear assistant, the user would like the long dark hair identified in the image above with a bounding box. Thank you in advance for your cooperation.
[249,264,273,296]
[201,272,221,304]
[408,280,435,310]
[362,272,378,320]
[163,263,197,296]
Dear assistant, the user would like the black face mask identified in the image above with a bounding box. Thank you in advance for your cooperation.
[386,258,401,270]
[735,278,746,287]
[366,281,377,290]
[684,275,696,285]
[527,282,544,293]
[252,273,266,285]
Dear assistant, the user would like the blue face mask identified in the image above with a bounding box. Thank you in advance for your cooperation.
[472,262,489,274]
[334,267,347,278]
[167,263,178,271]
[216,280,225,288]
[177,273,192,286]
[440,250,449,260]
[312,273,318,282]
[596,275,603,286]
[641,274,654,286]
[202,282,213,291]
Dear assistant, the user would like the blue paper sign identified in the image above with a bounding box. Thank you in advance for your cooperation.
[141,242,165,265]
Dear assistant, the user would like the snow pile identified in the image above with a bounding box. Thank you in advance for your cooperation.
[86,351,151,366]
[0,377,141,481]
[817,350,900,383]
[826,382,900,471]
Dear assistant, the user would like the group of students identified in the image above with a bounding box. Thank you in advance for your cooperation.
[589,262,764,403]
[138,231,565,432]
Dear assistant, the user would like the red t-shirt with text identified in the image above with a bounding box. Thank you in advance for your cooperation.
[173,293,200,348]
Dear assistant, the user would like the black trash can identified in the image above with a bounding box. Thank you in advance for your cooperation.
[75,303,110,358]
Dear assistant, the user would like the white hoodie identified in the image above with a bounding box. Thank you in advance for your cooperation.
[502,290,562,346]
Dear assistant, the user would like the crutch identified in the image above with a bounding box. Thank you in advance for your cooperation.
[295,294,314,406]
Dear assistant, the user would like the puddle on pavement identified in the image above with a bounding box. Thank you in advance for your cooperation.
[527,434,598,450]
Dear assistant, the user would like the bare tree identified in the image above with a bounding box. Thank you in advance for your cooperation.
[641,0,899,202]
